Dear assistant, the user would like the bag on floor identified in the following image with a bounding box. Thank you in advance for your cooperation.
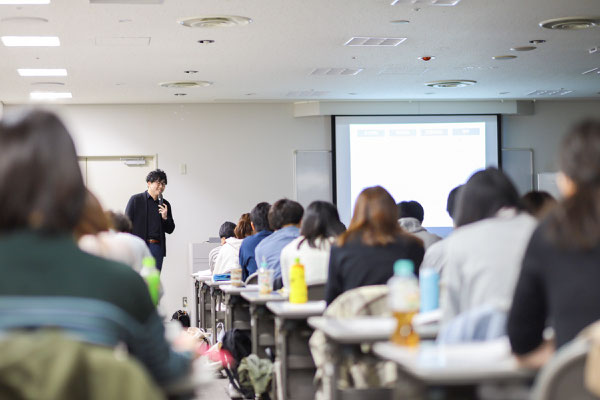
[171,310,191,328]
[220,329,253,398]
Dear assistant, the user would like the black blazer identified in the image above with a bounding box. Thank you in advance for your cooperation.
[125,191,175,256]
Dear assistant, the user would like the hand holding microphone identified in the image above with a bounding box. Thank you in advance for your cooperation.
[158,195,168,220]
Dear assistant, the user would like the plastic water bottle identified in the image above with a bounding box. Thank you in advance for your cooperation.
[419,267,439,313]
[289,258,308,304]
[258,258,271,295]
[388,259,420,347]
[141,256,160,306]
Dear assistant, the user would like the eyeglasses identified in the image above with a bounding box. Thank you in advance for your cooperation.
[154,181,166,187]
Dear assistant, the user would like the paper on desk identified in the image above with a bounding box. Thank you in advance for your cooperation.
[419,337,513,367]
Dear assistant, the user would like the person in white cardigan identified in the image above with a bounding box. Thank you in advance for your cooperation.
[280,201,346,288]
[213,213,253,275]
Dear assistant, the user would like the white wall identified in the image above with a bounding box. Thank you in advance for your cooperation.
[503,100,600,178]
[6,103,329,317]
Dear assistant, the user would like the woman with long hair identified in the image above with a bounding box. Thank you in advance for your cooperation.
[325,186,424,304]
[440,167,537,328]
[280,201,345,288]
[508,120,600,367]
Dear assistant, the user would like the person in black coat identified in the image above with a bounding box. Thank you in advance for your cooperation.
[325,186,424,305]
[125,169,175,272]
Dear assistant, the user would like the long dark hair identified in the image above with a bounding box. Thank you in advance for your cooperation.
[0,109,86,234]
[298,201,345,249]
[547,120,600,249]
[338,186,408,246]
[454,168,521,228]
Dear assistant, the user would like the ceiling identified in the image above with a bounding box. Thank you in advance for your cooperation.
[0,0,599,104]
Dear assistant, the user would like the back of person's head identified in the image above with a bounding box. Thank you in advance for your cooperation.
[454,168,520,228]
[250,202,271,232]
[146,169,167,184]
[219,221,236,239]
[74,190,110,239]
[107,211,133,233]
[0,109,86,234]
[234,213,253,239]
[521,191,557,219]
[397,201,425,223]
[548,120,600,249]
[446,185,463,220]
[338,186,404,247]
[268,199,304,230]
[299,201,346,248]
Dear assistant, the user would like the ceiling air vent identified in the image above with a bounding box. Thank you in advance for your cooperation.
[311,68,363,76]
[178,16,252,28]
[344,37,406,46]
[539,17,600,30]
[425,80,476,88]
[526,89,574,96]
[159,81,212,88]
[391,0,461,6]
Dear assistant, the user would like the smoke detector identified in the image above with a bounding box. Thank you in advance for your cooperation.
[159,81,212,88]
[539,17,600,30]
[178,16,252,28]
[425,80,476,88]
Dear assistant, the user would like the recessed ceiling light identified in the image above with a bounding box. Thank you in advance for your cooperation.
[390,19,410,24]
[30,91,72,100]
[159,81,212,88]
[18,68,67,76]
[197,39,215,44]
[174,93,187,96]
[510,46,536,51]
[419,56,435,61]
[344,37,407,46]
[492,55,517,60]
[30,81,65,86]
[529,39,546,44]
[1,36,59,46]
[0,0,50,4]
[540,17,600,30]
[348,92,358,95]
[178,16,252,28]
[425,80,476,88]
[499,91,510,95]
[0,16,48,23]
[184,70,198,74]
[245,93,256,96]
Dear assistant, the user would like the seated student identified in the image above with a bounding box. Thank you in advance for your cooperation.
[419,185,462,274]
[520,190,557,219]
[325,186,425,305]
[440,168,537,327]
[508,120,600,368]
[78,194,153,273]
[209,221,236,273]
[280,201,346,288]
[213,213,253,275]
[255,199,304,286]
[239,202,272,281]
[397,200,442,249]
[0,109,194,386]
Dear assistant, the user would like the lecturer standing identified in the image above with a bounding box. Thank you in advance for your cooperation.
[126,169,175,272]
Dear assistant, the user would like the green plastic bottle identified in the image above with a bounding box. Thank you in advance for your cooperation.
[141,257,160,306]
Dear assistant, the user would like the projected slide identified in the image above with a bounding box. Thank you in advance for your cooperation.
[335,115,499,234]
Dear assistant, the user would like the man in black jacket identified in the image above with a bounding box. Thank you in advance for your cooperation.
[125,169,175,272]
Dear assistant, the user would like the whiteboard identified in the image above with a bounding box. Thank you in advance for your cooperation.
[293,150,332,208]
[501,148,533,196]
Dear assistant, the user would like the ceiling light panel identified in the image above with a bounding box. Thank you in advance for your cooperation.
[18,68,67,76]
[344,37,406,46]
[0,0,50,3]
[30,91,72,100]
[2,36,59,46]
[311,68,363,76]
[539,17,600,30]
[582,67,599,75]
[391,0,461,5]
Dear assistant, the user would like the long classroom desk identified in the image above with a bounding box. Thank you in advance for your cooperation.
[192,274,213,329]
[241,291,288,358]
[205,280,232,344]
[221,284,258,331]
[372,338,535,399]
[266,300,326,400]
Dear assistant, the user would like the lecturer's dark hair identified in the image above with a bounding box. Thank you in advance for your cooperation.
[146,169,167,184]
[250,202,271,232]
[547,120,600,249]
[299,201,345,249]
[454,168,520,228]
[0,109,86,233]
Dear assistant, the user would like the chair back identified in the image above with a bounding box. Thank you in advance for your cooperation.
[531,338,600,400]
[245,272,258,285]
[307,283,326,301]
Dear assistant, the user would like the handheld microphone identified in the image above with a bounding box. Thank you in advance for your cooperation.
[158,194,164,206]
